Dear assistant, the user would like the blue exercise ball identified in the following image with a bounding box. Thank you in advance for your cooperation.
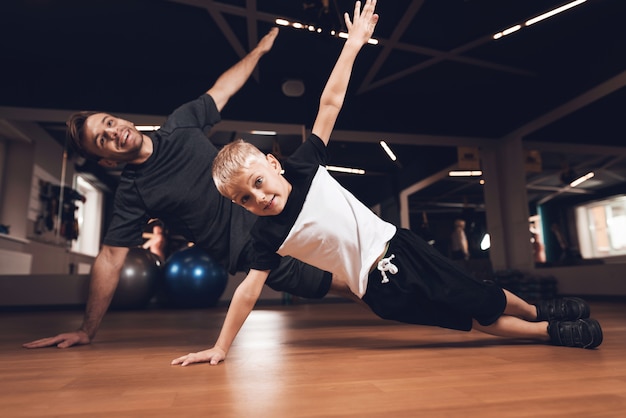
[111,247,161,309]
[163,246,228,308]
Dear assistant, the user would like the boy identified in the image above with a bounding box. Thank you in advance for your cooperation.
[172,0,601,367]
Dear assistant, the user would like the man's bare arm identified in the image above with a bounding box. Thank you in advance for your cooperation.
[23,245,128,348]
[207,27,278,111]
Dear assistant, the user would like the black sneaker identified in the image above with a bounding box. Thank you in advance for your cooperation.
[535,297,590,321]
[548,318,603,349]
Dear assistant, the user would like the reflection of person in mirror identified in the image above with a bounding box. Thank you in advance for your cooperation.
[142,219,167,263]
[450,219,469,261]
[551,223,568,260]
[531,231,546,263]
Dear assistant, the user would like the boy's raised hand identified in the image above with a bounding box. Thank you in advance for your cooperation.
[344,0,379,46]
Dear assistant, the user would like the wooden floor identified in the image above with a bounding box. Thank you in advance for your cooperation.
[2,299,626,417]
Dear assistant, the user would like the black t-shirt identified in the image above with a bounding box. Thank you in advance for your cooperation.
[103,94,252,272]
[101,95,331,298]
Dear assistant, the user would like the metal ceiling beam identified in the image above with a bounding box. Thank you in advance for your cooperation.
[507,70,626,141]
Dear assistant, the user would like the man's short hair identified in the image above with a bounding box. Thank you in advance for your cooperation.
[66,111,100,160]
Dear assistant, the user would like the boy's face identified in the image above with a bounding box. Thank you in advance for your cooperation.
[82,113,145,166]
[226,154,291,217]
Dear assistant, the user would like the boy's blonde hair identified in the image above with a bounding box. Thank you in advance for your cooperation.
[212,139,267,196]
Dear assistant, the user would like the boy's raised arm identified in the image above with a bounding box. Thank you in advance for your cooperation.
[312,0,378,145]
[172,0,378,369]
[171,269,270,366]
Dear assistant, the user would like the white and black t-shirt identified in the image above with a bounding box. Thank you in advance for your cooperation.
[250,134,396,298]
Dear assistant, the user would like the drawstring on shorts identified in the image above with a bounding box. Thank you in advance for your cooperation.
[377,254,398,283]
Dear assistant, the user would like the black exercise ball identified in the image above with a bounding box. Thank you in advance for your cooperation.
[162,246,228,308]
[111,247,161,309]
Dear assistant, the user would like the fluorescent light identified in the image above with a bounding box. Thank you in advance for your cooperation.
[136,125,160,131]
[379,140,397,161]
[338,31,378,44]
[493,0,587,39]
[250,130,277,136]
[569,171,594,187]
[274,18,309,30]
[327,165,366,175]
[494,25,521,39]
[526,0,587,26]
[480,233,491,250]
[448,170,482,177]
[274,18,377,43]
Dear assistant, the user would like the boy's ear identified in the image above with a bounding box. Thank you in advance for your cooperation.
[266,154,282,173]
[97,158,119,168]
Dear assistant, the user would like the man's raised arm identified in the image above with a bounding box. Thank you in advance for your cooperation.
[207,27,278,111]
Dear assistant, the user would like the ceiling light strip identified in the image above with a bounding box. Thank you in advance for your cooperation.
[250,130,277,136]
[526,0,587,26]
[448,170,482,177]
[327,165,366,175]
[493,0,587,40]
[276,18,378,44]
[136,125,160,131]
[379,140,397,161]
[569,171,594,187]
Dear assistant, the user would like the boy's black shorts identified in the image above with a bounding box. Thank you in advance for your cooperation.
[363,228,506,331]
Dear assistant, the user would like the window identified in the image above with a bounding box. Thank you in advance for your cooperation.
[576,195,626,259]
[70,175,103,257]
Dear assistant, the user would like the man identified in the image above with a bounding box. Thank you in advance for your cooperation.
[24,28,335,350]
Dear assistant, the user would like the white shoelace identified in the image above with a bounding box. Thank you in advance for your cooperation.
[377,254,397,283]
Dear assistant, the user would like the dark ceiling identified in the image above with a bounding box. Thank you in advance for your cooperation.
[1,0,626,219]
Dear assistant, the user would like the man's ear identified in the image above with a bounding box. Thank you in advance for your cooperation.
[266,154,282,173]
[98,159,119,168]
